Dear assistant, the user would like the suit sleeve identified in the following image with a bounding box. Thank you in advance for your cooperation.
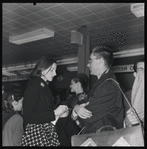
[84,82,117,124]
[23,83,55,124]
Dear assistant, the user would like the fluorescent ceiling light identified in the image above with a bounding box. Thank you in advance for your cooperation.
[67,66,78,71]
[113,48,144,58]
[57,57,78,65]
[2,63,36,72]
[9,28,54,45]
[2,71,17,76]
[131,3,144,17]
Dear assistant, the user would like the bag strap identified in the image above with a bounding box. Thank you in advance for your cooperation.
[105,78,143,126]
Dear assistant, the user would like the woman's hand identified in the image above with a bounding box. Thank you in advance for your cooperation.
[54,105,68,116]
[73,102,92,119]
[125,109,143,126]
[59,110,69,118]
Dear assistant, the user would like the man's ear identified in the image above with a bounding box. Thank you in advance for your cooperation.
[99,57,104,66]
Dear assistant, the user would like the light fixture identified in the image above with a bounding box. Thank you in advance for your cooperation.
[66,66,78,72]
[57,57,78,65]
[2,71,17,76]
[113,48,144,58]
[131,3,144,17]
[9,28,54,45]
[71,30,83,45]
[2,63,36,72]
[2,75,28,82]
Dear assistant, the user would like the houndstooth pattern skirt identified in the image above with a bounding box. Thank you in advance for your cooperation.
[21,123,60,146]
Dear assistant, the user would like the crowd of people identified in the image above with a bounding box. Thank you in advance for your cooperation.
[2,46,144,146]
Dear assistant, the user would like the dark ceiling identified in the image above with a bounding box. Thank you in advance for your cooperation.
[2,3,144,79]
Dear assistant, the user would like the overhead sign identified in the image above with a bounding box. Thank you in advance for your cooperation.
[2,75,28,82]
[112,64,134,73]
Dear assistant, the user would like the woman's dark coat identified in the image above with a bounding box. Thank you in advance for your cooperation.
[23,77,55,129]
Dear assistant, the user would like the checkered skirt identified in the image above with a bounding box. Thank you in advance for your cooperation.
[21,123,60,146]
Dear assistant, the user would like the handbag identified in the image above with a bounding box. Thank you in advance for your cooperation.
[71,78,144,146]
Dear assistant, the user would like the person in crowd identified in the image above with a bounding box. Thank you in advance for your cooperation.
[56,74,88,146]
[2,84,7,108]
[124,59,144,112]
[72,46,125,134]
[69,74,89,128]
[2,91,24,146]
[21,56,68,146]
[124,59,144,127]
[67,74,88,109]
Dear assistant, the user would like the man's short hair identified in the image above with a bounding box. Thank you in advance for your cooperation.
[92,46,113,68]
[133,58,144,72]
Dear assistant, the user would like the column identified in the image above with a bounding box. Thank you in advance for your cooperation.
[77,26,90,89]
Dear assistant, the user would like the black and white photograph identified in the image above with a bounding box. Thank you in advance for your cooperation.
[2,3,144,146]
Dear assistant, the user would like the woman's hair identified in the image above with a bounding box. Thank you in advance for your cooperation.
[71,74,88,92]
[29,56,56,79]
[92,46,113,68]
[3,91,23,113]
[133,58,144,72]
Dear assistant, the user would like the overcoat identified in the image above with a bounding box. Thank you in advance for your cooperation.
[81,70,125,134]
[23,77,56,129]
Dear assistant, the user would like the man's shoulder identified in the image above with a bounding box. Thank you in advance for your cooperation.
[94,78,119,94]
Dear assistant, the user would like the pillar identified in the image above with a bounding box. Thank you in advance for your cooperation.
[77,26,90,89]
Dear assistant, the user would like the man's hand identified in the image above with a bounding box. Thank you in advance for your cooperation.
[125,109,144,126]
[73,102,92,119]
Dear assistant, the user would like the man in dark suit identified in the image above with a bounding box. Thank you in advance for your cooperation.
[72,46,124,134]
